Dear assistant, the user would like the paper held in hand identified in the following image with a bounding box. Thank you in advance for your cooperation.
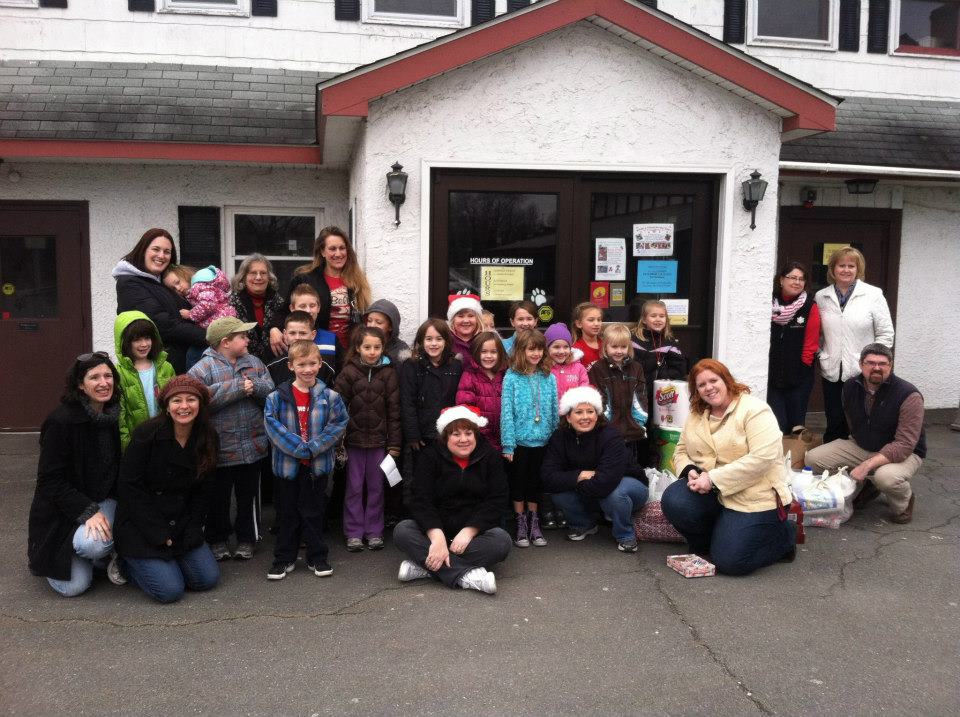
[380,454,402,487]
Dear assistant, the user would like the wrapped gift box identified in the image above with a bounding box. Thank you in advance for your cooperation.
[667,553,716,578]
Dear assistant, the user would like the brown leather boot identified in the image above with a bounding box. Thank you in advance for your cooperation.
[890,494,915,524]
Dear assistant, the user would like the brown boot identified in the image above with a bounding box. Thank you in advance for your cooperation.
[890,494,915,524]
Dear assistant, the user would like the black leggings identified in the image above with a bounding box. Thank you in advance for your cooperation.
[507,445,546,504]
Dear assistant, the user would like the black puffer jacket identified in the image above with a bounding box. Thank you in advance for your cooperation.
[230,288,285,364]
[113,260,207,373]
[28,402,120,580]
[541,423,631,499]
[114,418,214,559]
[334,357,402,451]
[408,437,509,537]
[400,355,463,443]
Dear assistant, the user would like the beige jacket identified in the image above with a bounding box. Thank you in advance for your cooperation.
[673,394,791,513]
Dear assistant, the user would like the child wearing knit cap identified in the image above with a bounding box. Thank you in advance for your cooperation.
[544,322,590,406]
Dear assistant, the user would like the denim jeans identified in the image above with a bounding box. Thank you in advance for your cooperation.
[47,498,117,598]
[660,481,795,576]
[550,477,649,542]
[123,543,220,603]
[768,368,814,433]
[392,519,512,588]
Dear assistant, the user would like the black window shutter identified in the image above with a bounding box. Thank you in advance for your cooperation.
[471,0,495,25]
[867,0,889,53]
[252,0,277,16]
[128,0,154,11]
[506,0,528,11]
[178,207,222,269]
[723,0,746,44]
[39,0,68,8]
[639,0,657,7]
[334,0,360,21]
[838,0,860,52]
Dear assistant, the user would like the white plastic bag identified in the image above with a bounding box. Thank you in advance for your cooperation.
[644,467,678,502]
[784,459,857,528]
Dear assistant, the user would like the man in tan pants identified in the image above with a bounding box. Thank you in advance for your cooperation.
[806,344,925,524]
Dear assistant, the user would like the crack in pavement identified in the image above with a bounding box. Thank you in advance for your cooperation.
[638,562,774,715]
[0,583,416,629]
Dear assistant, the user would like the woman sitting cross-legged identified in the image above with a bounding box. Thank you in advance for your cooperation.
[541,386,649,553]
[660,359,796,576]
[392,405,511,595]
[114,375,221,603]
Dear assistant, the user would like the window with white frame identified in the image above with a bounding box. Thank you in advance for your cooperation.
[895,0,960,57]
[363,0,466,29]
[159,0,249,17]
[226,208,323,291]
[748,0,837,49]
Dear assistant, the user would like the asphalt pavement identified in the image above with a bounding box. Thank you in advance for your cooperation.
[1,413,957,716]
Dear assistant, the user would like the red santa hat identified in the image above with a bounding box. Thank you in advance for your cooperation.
[436,404,489,435]
[447,293,484,323]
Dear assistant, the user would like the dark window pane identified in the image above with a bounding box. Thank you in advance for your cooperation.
[233,214,315,258]
[179,206,222,269]
[374,0,457,17]
[899,0,960,50]
[0,236,57,318]
[448,191,557,327]
[757,0,830,40]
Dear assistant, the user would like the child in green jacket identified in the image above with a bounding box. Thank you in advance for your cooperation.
[114,311,176,450]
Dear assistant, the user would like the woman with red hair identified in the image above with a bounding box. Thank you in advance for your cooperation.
[660,359,796,575]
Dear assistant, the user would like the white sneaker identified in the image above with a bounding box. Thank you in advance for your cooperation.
[397,560,431,582]
[107,552,127,586]
[457,567,497,594]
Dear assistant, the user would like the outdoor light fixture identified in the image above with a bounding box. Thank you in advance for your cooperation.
[386,161,408,226]
[741,169,767,230]
[845,178,878,195]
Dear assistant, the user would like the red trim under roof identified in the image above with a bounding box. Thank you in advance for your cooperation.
[319,0,836,134]
[0,139,323,165]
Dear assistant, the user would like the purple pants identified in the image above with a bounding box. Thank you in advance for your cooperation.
[343,446,386,540]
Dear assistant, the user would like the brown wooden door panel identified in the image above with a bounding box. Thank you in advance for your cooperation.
[0,202,90,431]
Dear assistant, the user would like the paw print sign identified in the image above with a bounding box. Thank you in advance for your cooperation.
[529,288,554,322]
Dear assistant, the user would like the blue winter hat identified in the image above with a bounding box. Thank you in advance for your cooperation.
[191,265,217,286]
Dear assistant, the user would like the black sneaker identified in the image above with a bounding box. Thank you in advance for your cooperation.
[267,561,295,580]
[308,561,333,577]
[541,511,558,530]
[555,510,568,529]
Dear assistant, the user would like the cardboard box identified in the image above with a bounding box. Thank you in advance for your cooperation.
[667,553,716,578]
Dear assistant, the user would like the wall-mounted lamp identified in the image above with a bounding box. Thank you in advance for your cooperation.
[845,178,878,195]
[386,161,408,227]
[741,169,768,230]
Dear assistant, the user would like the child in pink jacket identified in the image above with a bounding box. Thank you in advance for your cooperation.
[179,265,237,329]
[545,323,589,407]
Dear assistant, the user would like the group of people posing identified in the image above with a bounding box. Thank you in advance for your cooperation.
[27,228,926,601]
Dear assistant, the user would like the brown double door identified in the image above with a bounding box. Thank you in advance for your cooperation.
[0,202,91,431]
[430,170,718,365]
[777,206,902,411]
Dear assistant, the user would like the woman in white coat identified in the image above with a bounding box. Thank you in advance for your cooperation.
[815,246,894,442]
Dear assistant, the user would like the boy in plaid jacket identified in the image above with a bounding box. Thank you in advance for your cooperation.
[264,340,348,580]
[188,317,275,561]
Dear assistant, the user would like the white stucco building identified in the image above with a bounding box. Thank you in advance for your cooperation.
[0,0,957,429]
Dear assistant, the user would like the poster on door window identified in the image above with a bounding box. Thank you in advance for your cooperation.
[636,260,678,293]
[610,283,626,307]
[662,299,689,326]
[594,238,626,281]
[590,281,610,309]
[480,266,524,302]
[821,243,847,265]
[632,223,674,257]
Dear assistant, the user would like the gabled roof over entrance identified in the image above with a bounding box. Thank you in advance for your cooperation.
[316,0,839,164]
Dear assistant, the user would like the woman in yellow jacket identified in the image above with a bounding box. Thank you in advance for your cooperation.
[661,359,796,575]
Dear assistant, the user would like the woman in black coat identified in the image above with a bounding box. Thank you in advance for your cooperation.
[392,406,511,594]
[113,228,207,373]
[229,253,286,364]
[542,386,649,553]
[28,353,123,597]
[114,375,220,603]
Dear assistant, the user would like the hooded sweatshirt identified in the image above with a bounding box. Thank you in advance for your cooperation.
[113,311,176,450]
[363,299,410,365]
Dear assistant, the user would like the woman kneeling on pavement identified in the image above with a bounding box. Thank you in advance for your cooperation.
[541,386,648,553]
[28,353,124,597]
[393,405,511,594]
[660,359,796,576]
[114,375,221,603]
